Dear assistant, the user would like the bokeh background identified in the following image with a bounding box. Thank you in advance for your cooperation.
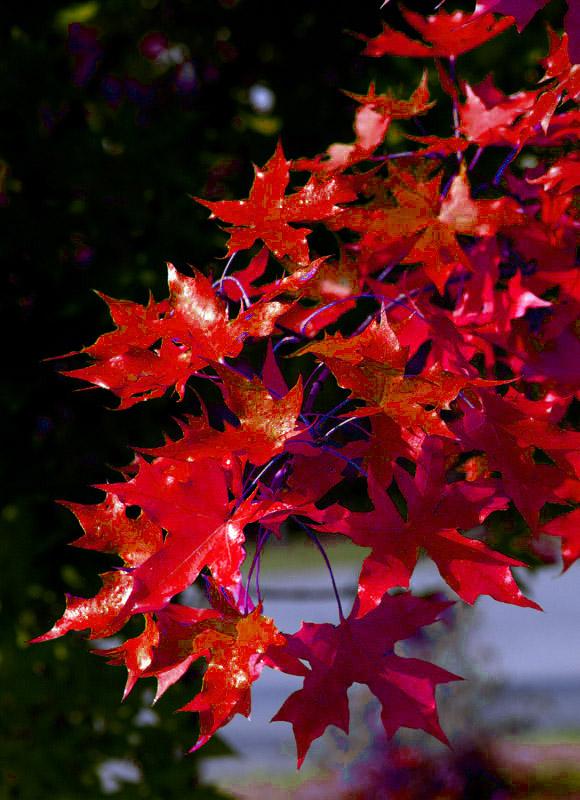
[2,0,568,797]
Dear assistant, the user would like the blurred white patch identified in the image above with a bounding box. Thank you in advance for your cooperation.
[133,707,160,727]
[97,759,142,794]
[249,84,275,114]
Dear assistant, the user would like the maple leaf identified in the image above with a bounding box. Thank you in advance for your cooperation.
[528,26,580,138]
[92,456,254,613]
[356,7,512,59]
[138,365,305,468]
[31,494,164,642]
[269,592,462,767]
[195,140,357,264]
[322,166,434,270]
[32,457,259,642]
[343,71,435,120]
[330,161,522,294]
[408,162,523,292]
[317,436,539,615]
[295,72,435,175]
[99,587,285,750]
[61,263,297,408]
[474,1,580,64]
[450,389,567,529]
[31,570,140,642]
[297,308,505,437]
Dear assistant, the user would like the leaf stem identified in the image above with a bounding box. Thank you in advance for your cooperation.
[273,334,304,352]
[468,146,483,172]
[302,410,370,439]
[493,147,519,186]
[298,294,376,336]
[243,453,285,497]
[219,275,251,308]
[213,252,237,291]
[302,363,330,413]
[293,518,345,623]
[244,525,271,613]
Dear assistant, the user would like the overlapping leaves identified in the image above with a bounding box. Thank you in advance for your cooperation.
[34,0,580,770]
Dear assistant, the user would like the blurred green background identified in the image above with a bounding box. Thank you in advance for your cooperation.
[1,0,566,796]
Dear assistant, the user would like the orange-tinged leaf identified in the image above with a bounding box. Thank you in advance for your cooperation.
[61,493,163,568]
[99,589,284,751]
[195,140,357,264]
[297,309,505,437]
[31,570,137,641]
[138,367,305,467]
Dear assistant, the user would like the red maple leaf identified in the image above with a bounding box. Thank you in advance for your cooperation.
[269,591,462,767]
[294,72,435,174]
[195,140,357,264]
[91,456,258,611]
[98,585,284,751]
[356,7,512,59]
[31,457,260,642]
[60,263,300,408]
[30,494,165,641]
[317,436,539,615]
[297,308,505,437]
[137,365,305,468]
[474,1,580,64]
[329,161,522,294]
[450,389,567,529]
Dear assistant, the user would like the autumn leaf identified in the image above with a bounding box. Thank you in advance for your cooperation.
[328,161,522,294]
[195,140,357,264]
[297,308,505,437]
[317,436,539,615]
[91,457,258,612]
[356,7,512,59]
[295,72,435,174]
[98,588,285,750]
[137,365,305,468]
[59,262,303,408]
[451,389,567,529]
[30,494,165,642]
[269,591,462,767]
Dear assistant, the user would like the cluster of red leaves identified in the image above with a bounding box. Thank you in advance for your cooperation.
[34,2,580,768]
